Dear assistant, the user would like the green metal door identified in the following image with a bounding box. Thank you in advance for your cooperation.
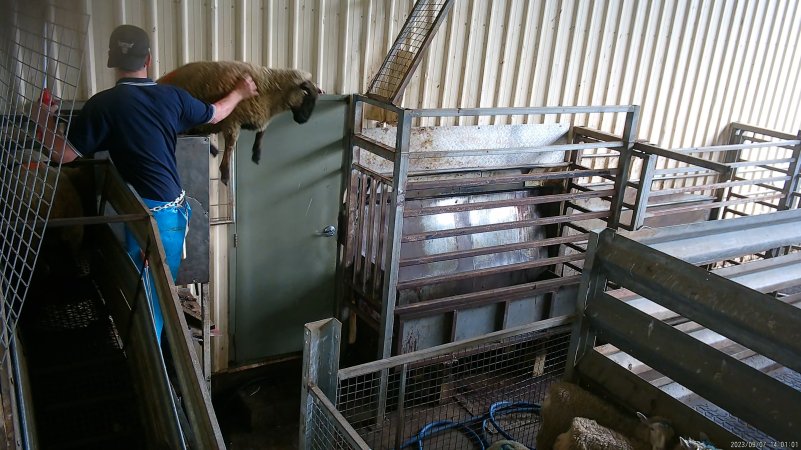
[232,96,346,362]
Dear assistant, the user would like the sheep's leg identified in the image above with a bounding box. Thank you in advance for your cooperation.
[251,130,265,164]
[219,129,239,185]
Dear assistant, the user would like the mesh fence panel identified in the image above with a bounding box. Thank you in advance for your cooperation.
[337,325,570,450]
[366,0,453,103]
[0,3,88,351]
[309,385,370,450]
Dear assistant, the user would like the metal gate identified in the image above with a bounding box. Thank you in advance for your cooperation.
[0,2,88,353]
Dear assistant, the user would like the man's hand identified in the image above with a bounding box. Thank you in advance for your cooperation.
[33,88,80,164]
[234,75,258,101]
[33,89,60,131]
[210,75,259,124]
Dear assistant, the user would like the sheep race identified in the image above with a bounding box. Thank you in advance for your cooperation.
[158,61,320,184]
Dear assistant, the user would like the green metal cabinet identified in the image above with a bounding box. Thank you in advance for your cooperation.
[232,95,346,363]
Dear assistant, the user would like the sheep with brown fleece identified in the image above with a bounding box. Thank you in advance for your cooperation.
[158,61,319,184]
[537,381,676,450]
[554,417,652,450]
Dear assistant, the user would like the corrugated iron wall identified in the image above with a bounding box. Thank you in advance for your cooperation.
[49,0,800,369]
[69,0,801,146]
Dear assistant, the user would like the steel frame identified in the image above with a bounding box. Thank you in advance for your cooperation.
[301,316,572,450]
[622,123,801,230]
[567,224,801,443]
[6,159,226,449]
[338,95,641,359]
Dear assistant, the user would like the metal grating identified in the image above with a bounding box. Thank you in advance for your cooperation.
[20,274,145,450]
[336,326,570,450]
[0,3,88,352]
[366,0,454,103]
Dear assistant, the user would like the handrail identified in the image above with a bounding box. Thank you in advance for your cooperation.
[94,160,226,449]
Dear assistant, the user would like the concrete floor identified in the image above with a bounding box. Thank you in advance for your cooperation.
[213,359,302,449]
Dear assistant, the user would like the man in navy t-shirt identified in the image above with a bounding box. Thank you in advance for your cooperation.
[36,24,257,342]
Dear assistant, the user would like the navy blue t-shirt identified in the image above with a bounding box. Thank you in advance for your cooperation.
[67,78,215,202]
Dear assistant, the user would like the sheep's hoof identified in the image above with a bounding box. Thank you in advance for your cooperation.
[251,154,261,164]
[209,144,219,157]
[220,175,230,186]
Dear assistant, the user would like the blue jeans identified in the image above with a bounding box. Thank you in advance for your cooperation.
[125,198,191,343]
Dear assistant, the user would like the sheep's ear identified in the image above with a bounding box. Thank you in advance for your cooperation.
[636,411,648,424]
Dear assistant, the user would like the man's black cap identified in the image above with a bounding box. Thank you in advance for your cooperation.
[107,25,150,71]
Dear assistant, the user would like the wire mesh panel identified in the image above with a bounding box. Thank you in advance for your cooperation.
[366,0,454,103]
[308,384,371,450]
[0,4,88,350]
[336,324,571,449]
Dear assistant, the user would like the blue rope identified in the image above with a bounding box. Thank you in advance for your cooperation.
[396,400,540,450]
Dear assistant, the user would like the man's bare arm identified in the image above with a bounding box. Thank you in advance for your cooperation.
[209,75,258,124]
[33,100,81,163]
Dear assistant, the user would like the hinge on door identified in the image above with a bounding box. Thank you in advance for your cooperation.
[233,233,238,248]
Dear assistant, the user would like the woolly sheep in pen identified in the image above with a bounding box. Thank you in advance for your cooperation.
[553,417,652,450]
[537,381,676,450]
[158,61,319,184]
[487,440,529,450]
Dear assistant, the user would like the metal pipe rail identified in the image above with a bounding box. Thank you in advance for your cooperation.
[78,160,225,449]
[622,123,801,230]
[339,95,641,359]
[568,226,801,444]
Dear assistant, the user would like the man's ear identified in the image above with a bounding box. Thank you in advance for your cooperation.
[144,52,152,68]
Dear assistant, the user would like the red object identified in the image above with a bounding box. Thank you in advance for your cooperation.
[36,88,56,142]
[41,88,55,106]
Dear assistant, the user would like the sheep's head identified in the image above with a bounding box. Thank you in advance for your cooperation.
[637,412,676,450]
[288,79,319,124]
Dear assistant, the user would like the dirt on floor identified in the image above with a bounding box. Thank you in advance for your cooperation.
[213,358,302,450]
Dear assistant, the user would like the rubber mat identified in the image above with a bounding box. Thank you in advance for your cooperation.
[683,364,801,450]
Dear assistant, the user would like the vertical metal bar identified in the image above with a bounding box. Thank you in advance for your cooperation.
[300,318,342,449]
[352,172,367,286]
[372,180,388,303]
[379,108,412,359]
[362,174,378,292]
[565,232,606,380]
[608,107,640,228]
[631,153,657,230]
[200,283,211,393]
[710,125,744,220]
[393,363,408,450]
[777,130,801,211]
[376,107,412,425]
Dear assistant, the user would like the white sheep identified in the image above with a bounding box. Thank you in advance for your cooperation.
[158,61,319,184]
[553,417,651,450]
[537,381,675,450]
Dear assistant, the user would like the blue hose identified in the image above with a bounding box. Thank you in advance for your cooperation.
[487,401,540,441]
[397,400,540,450]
